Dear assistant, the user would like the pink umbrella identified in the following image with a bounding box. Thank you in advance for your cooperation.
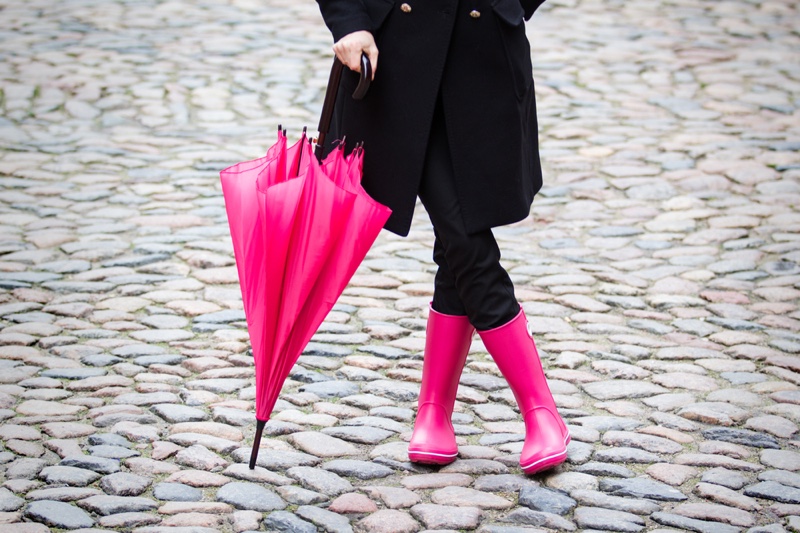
[220,57,390,468]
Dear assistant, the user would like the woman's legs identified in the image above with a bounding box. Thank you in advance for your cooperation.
[411,96,568,473]
[418,99,519,330]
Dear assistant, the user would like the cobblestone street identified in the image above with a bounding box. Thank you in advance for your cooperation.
[1,0,799,531]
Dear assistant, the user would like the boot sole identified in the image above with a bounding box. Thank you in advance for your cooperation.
[520,433,571,474]
[408,450,457,465]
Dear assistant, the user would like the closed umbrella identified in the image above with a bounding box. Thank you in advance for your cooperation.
[220,56,391,468]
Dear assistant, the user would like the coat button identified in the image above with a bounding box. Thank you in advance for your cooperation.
[400,3,411,13]
[469,9,481,18]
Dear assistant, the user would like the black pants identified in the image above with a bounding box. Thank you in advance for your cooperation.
[417,99,520,331]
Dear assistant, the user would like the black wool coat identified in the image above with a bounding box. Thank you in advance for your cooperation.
[317,0,546,236]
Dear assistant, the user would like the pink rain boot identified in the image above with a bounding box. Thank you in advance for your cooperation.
[478,307,570,474]
[408,306,475,464]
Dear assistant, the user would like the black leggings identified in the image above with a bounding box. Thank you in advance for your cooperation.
[417,99,520,331]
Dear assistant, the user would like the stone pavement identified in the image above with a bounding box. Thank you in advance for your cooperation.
[0,0,799,531]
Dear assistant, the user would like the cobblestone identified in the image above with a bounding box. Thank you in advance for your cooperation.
[0,0,798,530]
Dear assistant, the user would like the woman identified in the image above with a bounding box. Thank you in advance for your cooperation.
[316,0,569,474]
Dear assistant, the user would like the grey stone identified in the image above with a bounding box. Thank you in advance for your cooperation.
[518,486,576,515]
[0,487,25,511]
[573,462,636,478]
[295,504,354,533]
[571,489,661,515]
[410,503,482,530]
[186,378,251,393]
[152,482,202,501]
[216,482,287,511]
[212,407,254,426]
[264,510,317,533]
[134,354,186,366]
[287,466,354,496]
[600,478,689,501]
[295,380,360,398]
[77,495,159,515]
[574,506,646,532]
[27,487,104,502]
[651,511,740,533]
[744,481,800,504]
[759,470,800,489]
[702,428,780,449]
[701,468,748,490]
[88,433,133,448]
[594,447,662,464]
[59,455,120,474]
[100,472,152,496]
[276,485,330,505]
[232,448,320,469]
[39,466,102,486]
[25,500,95,529]
[473,474,534,493]
[321,426,394,444]
[322,459,394,480]
[363,380,419,401]
[501,507,577,531]
[88,445,141,459]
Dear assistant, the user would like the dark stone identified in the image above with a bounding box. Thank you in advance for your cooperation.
[705,317,766,331]
[651,511,740,533]
[296,505,355,533]
[60,455,120,474]
[573,462,636,478]
[39,466,102,486]
[599,478,688,501]
[264,510,317,533]
[216,482,287,511]
[82,354,124,366]
[702,427,780,449]
[519,486,577,515]
[303,343,353,357]
[744,481,800,504]
[290,366,333,383]
[88,433,132,448]
[41,368,107,379]
[574,506,646,532]
[501,507,576,531]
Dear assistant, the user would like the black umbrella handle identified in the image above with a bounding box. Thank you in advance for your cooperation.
[315,53,371,162]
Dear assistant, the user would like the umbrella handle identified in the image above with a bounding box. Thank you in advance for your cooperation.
[315,53,372,162]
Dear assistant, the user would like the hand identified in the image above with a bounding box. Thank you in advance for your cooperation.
[332,30,378,79]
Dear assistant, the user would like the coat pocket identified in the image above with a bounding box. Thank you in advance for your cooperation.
[364,0,395,33]
[490,0,532,99]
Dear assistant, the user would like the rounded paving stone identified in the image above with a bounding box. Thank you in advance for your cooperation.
[24,500,95,529]
[216,482,287,512]
[152,482,203,502]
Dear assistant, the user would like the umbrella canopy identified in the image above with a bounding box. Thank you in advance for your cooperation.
[221,122,390,468]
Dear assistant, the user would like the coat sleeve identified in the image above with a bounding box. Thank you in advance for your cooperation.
[316,0,374,42]
[521,0,546,20]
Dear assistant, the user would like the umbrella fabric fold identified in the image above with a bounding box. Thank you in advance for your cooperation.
[221,101,391,468]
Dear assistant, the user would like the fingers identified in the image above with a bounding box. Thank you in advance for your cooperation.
[332,31,379,79]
